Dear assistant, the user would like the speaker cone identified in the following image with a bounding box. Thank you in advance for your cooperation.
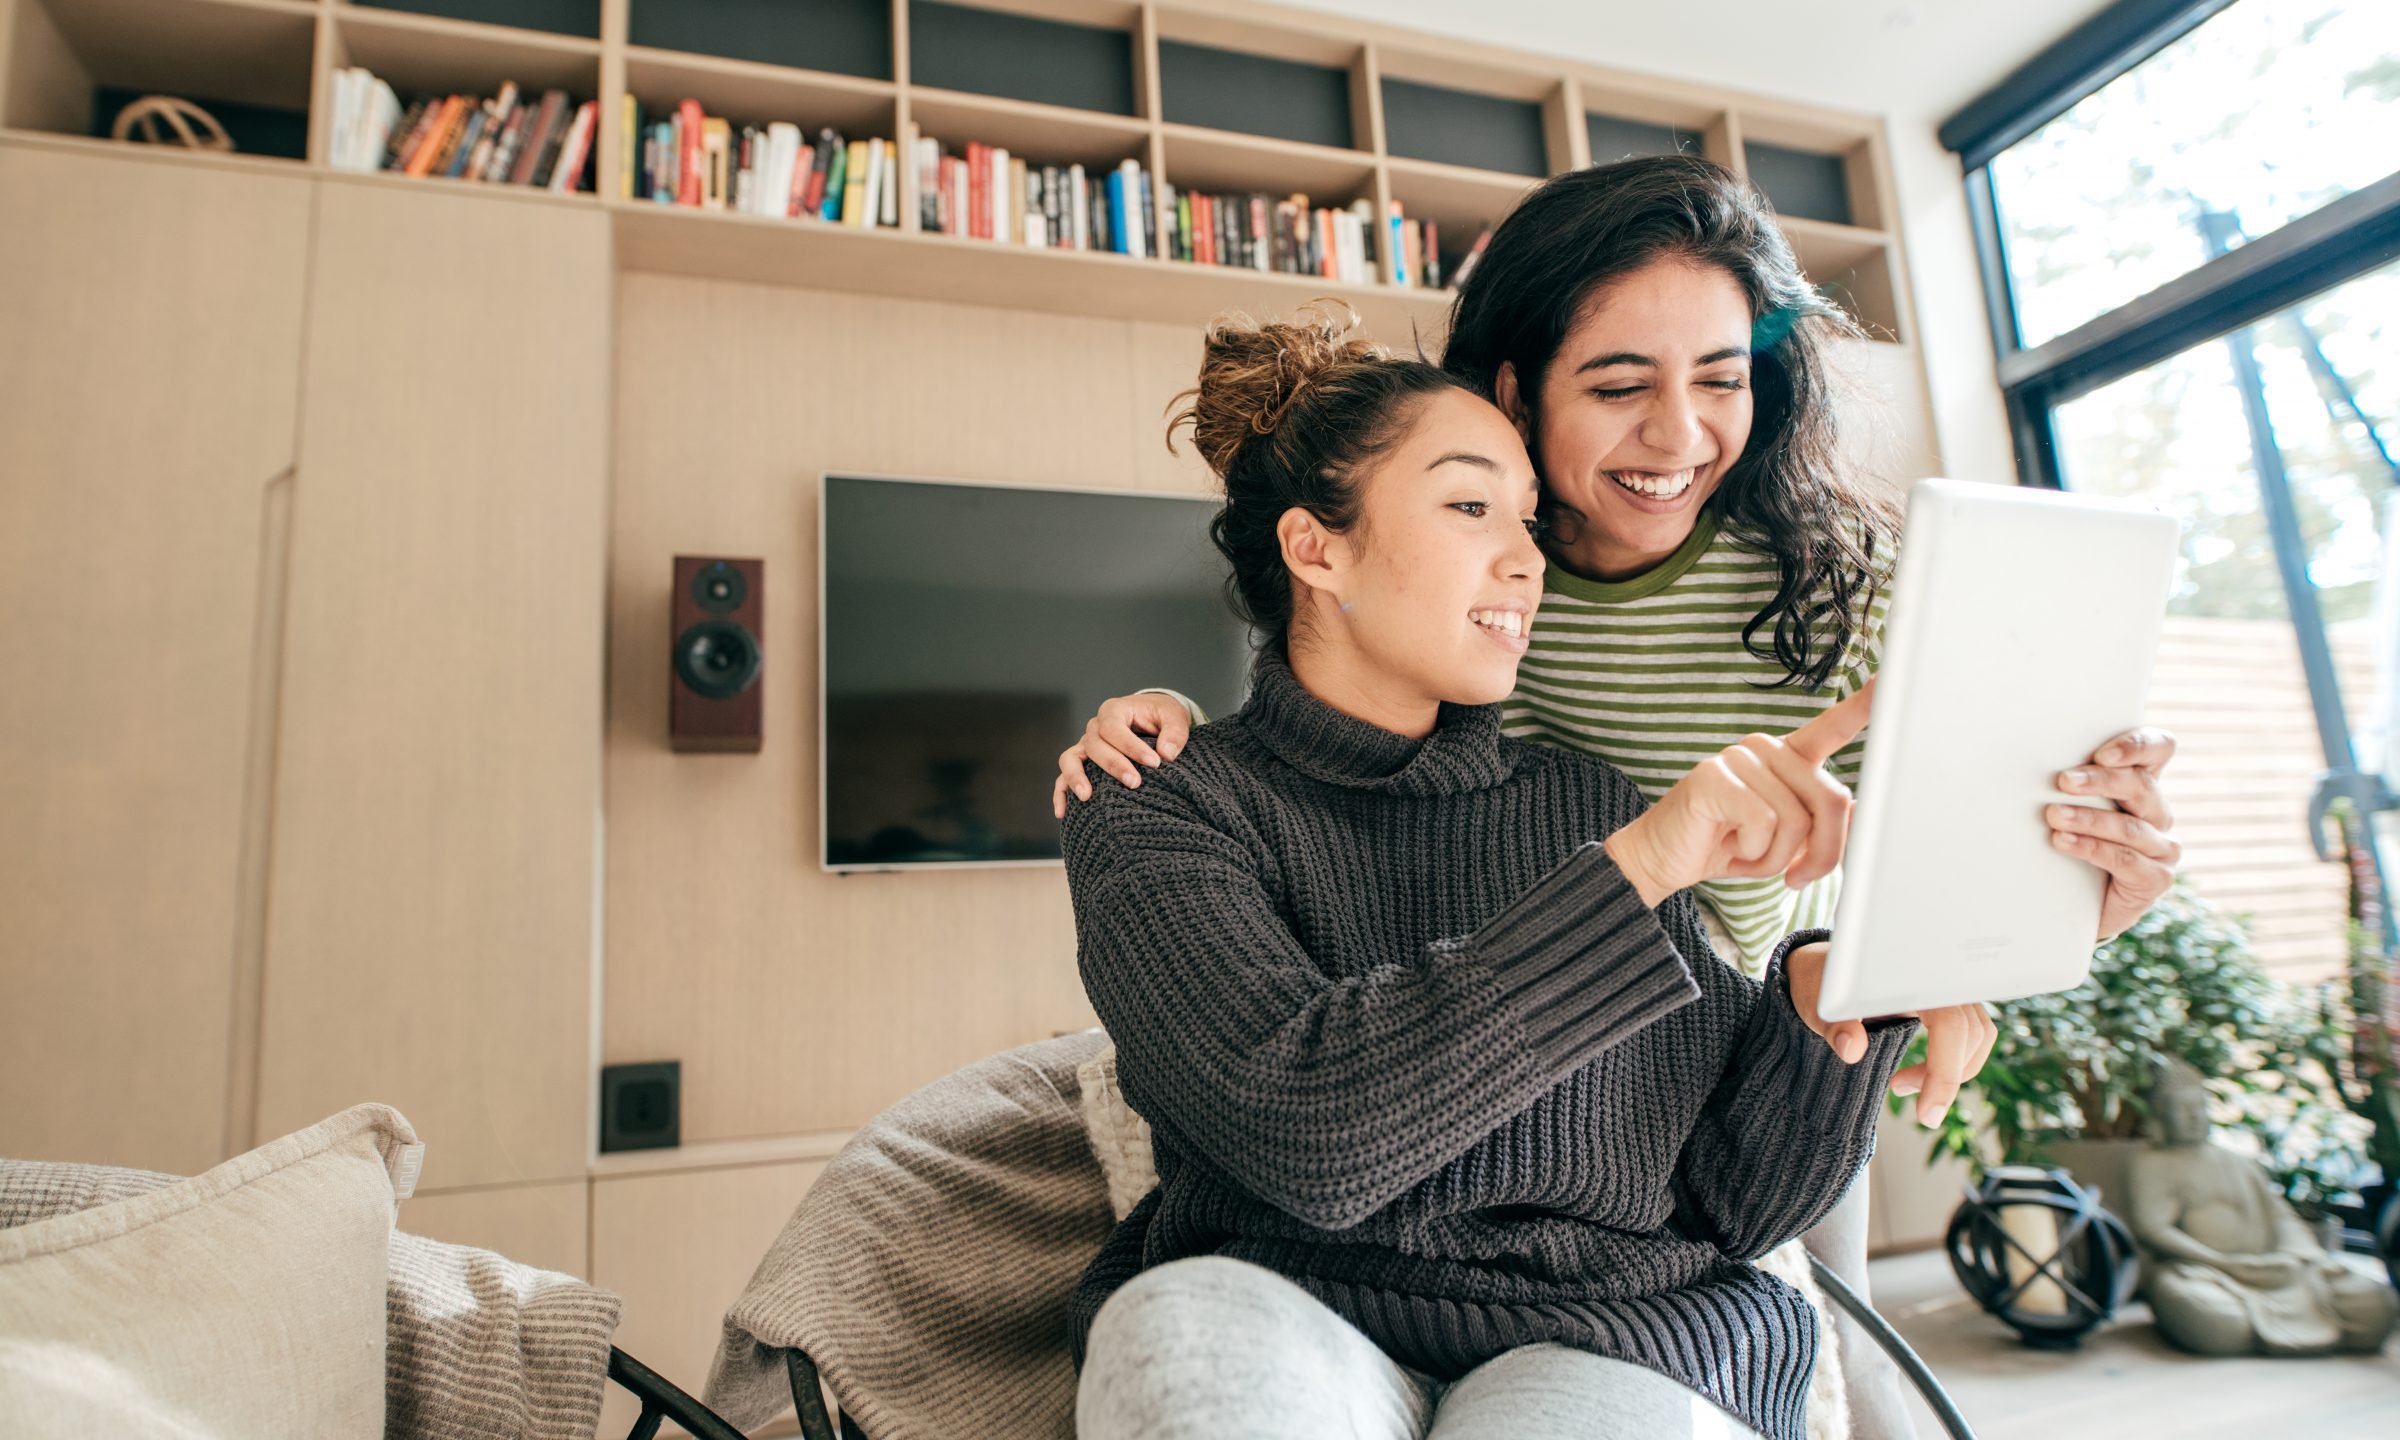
[674,620,761,700]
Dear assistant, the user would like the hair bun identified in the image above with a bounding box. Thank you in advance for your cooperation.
[1174,301,1387,475]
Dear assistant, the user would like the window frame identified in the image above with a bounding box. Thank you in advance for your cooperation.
[1945,0,2400,488]
[1944,0,2400,939]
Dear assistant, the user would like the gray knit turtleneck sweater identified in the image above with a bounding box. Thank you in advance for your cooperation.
[1060,651,1918,1440]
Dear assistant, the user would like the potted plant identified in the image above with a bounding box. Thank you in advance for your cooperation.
[1909,883,2375,1222]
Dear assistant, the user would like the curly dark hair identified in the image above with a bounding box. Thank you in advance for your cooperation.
[1440,154,1895,690]
[1167,302,1467,650]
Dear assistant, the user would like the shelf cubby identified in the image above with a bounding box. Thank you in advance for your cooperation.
[907,0,1138,118]
[1375,49,1558,180]
[1739,112,1881,231]
[1155,38,1355,152]
[626,0,891,82]
[621,48,897,143]
[4,0,316,159]
[1384,155,1534,284]
[1159,126,1373,204]
[619,54,897,214]
[1747,141,1852,227]
[1781,216,1898,341]
[908,87,1148,169]
[347,0,598,42]
[331,8,601,101]
[1579,84,1719,169]
[324,8,599,193]
[1159,126,1378,281]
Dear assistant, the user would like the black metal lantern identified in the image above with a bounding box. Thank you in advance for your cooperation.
[1947,1165,2140,1349]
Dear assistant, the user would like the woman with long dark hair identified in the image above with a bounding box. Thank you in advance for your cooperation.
[1058,155,2181,1437]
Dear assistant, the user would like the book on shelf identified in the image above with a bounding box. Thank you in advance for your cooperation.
[333,69,592,193]
[914,133,1152,256]
[844,138,870,227]
[1382,205,1494,291]
[1158,186,1384,284]
[1449,224,1497,289]
[676,99,705,207]
[625,98,898,227]
[329,67,403,175]
[1387,202,1441,289]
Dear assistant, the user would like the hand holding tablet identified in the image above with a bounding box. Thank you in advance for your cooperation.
[1605,479,2183,1121]
[1816,479,2181,1025]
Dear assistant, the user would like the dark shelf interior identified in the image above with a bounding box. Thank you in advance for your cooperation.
[354,0,601,41]
[908,1,1133,117]
[1585,112,1699,165]
[1380,78,1545,178]
[1746,140,1852,226]
[1159,40,1351,151]
[91,86,308,159]
[629,0,891,81]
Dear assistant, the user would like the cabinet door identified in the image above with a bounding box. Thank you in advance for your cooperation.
[0,144,309,1174]
[256,179,609,1191]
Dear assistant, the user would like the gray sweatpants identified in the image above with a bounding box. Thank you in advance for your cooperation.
[1077,1256,1765,1440]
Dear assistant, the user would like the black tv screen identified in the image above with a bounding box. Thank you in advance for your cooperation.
[821,474,1253,869]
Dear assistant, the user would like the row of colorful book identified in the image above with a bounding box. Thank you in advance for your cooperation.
[1157,187,1496,290]
[335,76,1480,288]
[621,97,1160,254]
[913,143,1155,256]
[625,99,898,226]
[1153,190,1376,285]
[328,68,596,192]
[1388,207,1496,291]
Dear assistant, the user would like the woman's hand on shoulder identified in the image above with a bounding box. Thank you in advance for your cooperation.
[1602,682,1874,907]
[1783,939,1996,1127]
[1053,691,1197,818]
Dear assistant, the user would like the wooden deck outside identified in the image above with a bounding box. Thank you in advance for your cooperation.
[2146,615,2384,983]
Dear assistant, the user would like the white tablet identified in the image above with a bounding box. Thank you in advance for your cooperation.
[1816,478,2180,1022]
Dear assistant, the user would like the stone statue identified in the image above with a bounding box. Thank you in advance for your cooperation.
[2124,1059,2395,1355]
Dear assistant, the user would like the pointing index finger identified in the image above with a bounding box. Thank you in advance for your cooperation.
[1787,676,1876,766]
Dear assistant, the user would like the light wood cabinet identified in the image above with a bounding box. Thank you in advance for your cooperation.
[592,1157,832,1437]
[0,145,310,1174]
[253,175,611,1192]
[399,1177,590,1279]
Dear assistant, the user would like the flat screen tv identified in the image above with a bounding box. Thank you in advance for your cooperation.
[820,473,1253,870]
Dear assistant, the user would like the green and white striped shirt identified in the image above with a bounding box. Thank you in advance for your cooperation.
[1504,507,1887,976]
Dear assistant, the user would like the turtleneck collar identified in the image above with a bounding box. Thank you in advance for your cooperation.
[1237,648,1513,797]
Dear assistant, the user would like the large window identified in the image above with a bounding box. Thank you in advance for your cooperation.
[1946,0,2400,979]
[1988,2,2400,348]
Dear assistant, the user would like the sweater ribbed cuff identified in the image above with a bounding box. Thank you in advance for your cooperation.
[1470,841,1701,1075]
[1749,929,1920,1136]
[1134,686,1208,727]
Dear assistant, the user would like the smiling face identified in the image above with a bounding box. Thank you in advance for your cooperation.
[1505,256,1757,581]
[1283,386,1546,734]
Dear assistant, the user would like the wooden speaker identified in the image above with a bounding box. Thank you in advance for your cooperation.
[670,556,763,753]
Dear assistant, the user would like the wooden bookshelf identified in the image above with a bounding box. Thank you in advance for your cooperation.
[0,0,1922,343]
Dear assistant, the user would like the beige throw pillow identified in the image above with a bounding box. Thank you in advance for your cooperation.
[0,1103,422,1438]
[1075,1043,1156,1222]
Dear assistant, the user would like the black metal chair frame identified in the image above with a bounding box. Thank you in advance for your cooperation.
[605,1253,1977,1440]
